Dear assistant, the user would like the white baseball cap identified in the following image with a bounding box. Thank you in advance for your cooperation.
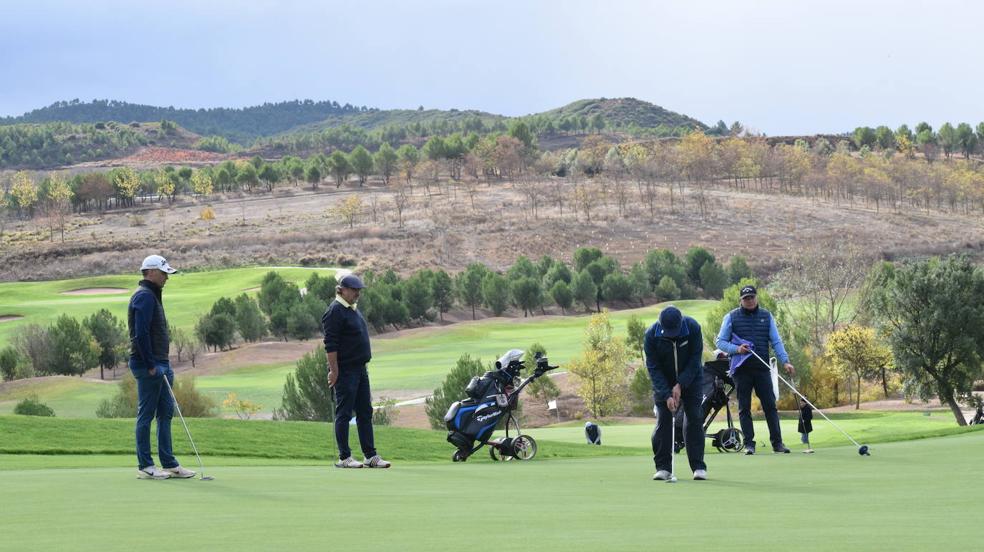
[140,255,178,274]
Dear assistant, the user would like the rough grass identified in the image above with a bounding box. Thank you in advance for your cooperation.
[0,415,639,462]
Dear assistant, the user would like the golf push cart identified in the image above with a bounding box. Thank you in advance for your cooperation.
[444,349,557,462]
[671,354,745,454]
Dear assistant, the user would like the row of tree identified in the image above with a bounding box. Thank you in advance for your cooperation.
[185,246,750,354]
[1,309,127,382]
[852,121,984,160]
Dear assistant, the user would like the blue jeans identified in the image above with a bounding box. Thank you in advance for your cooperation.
[333,366,376,460]
[130,358,177,470]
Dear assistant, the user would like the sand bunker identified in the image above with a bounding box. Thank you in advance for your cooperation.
[60,288,128,296]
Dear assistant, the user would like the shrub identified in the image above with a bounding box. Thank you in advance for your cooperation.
[628,367,654,416]
[95,372,216,418]
[654,276,681,301]
[424,354,486,429]
[47,314,100,376]
[223,392,263,420]
[95,372,138,418]
[14,395,55,417]
[172,376,217,417]
[274,347,334,421]
[524,343,560,401]
[371,396,398,426]
[0,346,20,381]
[196,311,237,351]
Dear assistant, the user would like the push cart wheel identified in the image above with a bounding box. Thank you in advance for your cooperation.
[490,446,512,462]
[452,450,466,462]
[511,435,537,460]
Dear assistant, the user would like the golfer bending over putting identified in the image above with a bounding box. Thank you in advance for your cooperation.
[645,306,707,481]
[128,255,195,480]
[715,285,795,455]
[322,274,391,469]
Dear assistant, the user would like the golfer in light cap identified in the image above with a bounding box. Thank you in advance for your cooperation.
[128,255,194,479]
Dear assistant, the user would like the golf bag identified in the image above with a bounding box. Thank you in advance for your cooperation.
[970,405,984,426]
[584,422,602,445]
[673,356,744,453]
[444,349,557,462]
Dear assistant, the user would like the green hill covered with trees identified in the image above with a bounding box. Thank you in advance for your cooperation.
[3,97,706,148]
[2,99,371,144]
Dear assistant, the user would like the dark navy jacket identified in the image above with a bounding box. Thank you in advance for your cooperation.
[644,317,704,401]
[322,299,372,370]
[128,280,170,369]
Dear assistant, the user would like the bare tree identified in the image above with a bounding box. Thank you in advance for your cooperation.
[774,243,871,351]
[393,183,410,227]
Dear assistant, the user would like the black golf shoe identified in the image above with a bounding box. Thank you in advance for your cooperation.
[744,443,756,455]
[772,443,791,454]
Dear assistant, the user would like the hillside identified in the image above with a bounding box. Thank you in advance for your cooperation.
[2,99,370,144]
[282,107,506,134]
[0,120,201,170]
[538,97,707,131]
[3,97,707,148]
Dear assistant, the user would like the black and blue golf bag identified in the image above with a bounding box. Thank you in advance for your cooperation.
[444,349,557,462]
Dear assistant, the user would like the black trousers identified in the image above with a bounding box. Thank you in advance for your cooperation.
[734,365,783,448]
[652,383,706,473]
[333,366,376,460]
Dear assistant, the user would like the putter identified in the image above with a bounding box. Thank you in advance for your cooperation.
[666,335,679,483]
[667,406,678,483]
[748,350,870,456]
[162,375,215,480]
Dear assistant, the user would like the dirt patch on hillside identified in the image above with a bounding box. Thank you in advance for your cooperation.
[0,315,23,323]
[60,288,128,295]
[69,146,235,170]
[4,174,984,286]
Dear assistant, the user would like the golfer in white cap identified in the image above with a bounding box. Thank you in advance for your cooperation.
[128,255,194,479]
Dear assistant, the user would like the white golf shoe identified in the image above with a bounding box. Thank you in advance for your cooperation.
[653,470,672,481]
[164,466,197,478]
[364,455,392,469]
[137,466,171,480]
[693,469,708,480]
[334,456,364,468]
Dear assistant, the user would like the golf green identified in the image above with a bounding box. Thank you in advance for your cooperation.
[0,430,979,550]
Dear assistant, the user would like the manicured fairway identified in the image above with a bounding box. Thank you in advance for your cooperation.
[0,266,338,346]
[1,430,980,551]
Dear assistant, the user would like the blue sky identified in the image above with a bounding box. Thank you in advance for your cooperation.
[1,0,981,134]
